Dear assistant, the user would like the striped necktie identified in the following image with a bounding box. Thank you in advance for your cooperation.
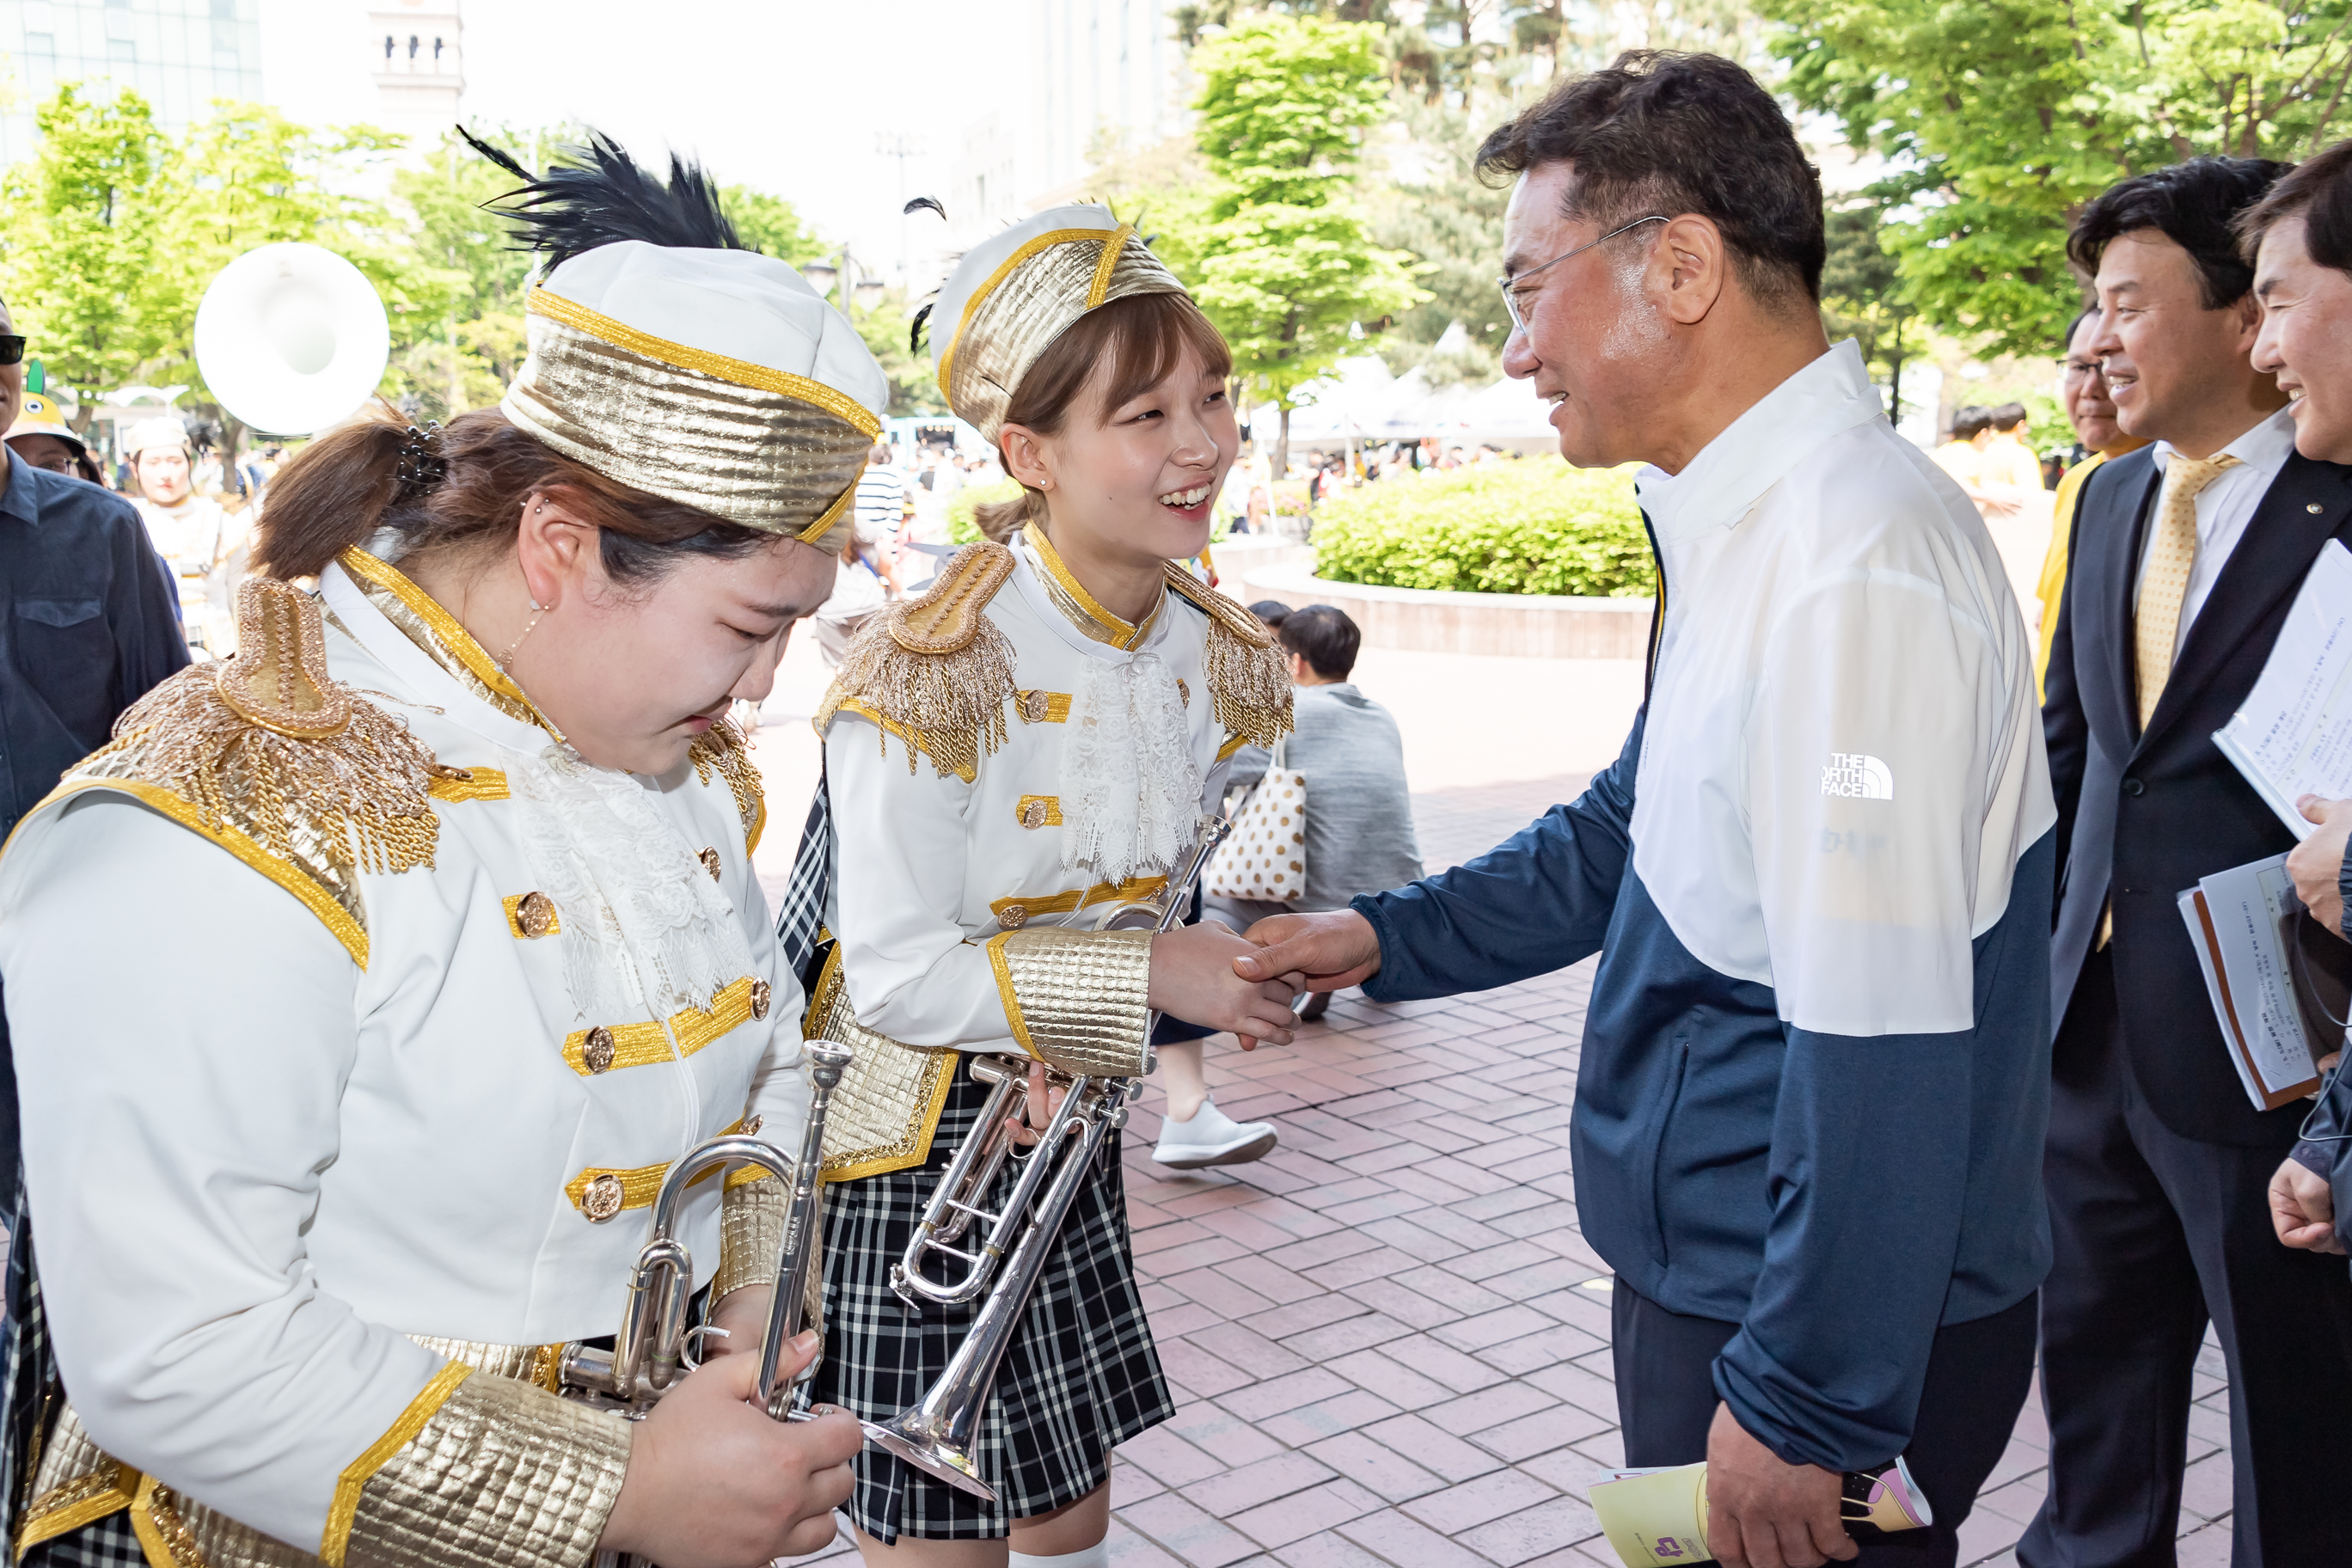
[2134,452,2239,730]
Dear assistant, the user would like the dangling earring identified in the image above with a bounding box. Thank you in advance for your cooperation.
[499,598,544,671]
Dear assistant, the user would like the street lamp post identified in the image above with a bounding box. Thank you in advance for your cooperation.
[874,132,926,288]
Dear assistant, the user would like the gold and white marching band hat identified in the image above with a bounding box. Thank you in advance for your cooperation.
[477,132,889,553]
[932,203,1186,442]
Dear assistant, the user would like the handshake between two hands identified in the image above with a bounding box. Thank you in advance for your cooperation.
[1143,908,1387,1052]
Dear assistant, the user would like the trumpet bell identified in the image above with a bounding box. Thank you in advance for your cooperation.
[193,242,391,436]
[867,1412,1000,1502]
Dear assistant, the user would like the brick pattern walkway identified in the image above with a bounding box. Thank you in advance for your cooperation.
[785,773,2241,1566]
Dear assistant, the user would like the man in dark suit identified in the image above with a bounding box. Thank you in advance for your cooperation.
[2028,158,2352,1568]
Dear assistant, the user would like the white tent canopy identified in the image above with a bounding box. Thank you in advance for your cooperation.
[1246,348,1558,451]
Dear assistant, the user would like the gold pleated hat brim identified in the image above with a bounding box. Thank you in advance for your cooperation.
[939,226,1186,441]
[501,287,881,552]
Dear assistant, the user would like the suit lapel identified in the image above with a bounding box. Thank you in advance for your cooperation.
[2139,453,2352,753]
[2074,452,2158,757]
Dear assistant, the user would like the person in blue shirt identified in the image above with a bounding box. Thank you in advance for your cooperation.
[1238,55,2055,1568]
[0,296,190,1210]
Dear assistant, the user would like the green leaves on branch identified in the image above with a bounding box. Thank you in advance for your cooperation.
[1314,460,1656,597]
[1775,0,2352,358]
[1,85,181,397]
[1180,13,1426,411]
[0,86,409,413]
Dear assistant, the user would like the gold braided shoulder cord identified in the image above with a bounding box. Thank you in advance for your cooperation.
[90,579,442,876]
[688,716,766,849]
[1161,567,1293,749]
[818,543,1018,778]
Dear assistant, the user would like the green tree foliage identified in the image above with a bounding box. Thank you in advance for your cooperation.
[0,86,412,437]
[1817,200,1920,420]
[173,103,410,422]
[391,126,573,418]
[722,185,828,267]
[1185,12,1426,472]
[853,288,948,416]
[1314,458,1654,596]
[1367,101,1510,384]
[0,85,181,407]
[1776,0,2352,356]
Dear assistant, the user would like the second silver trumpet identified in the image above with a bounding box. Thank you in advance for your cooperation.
[866,817,1237,1502]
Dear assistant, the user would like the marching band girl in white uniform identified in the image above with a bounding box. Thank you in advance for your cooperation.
[804,206,1302,1565]
[0,137,877,1568]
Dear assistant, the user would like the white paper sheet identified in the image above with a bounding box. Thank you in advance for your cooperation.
[2178,854,2324,1110]
[2214,540,2352,838]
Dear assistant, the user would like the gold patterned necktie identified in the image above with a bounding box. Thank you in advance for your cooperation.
[2134,452,2240,729]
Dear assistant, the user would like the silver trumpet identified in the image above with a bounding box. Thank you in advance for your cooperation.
[561,1037,858,1421]
[867,818,1236,1502]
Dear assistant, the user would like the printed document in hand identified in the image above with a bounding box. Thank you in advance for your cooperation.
[2177,854,2338,1110]
[2214,539,2352,837]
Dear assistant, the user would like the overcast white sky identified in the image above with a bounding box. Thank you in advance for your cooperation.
[258,0,1020,278]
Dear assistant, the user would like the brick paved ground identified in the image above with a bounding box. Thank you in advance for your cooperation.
[766,665,2242,1566]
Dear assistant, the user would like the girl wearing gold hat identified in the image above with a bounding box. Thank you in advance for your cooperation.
[0,136,877,1568]
[801,205,1301,1564]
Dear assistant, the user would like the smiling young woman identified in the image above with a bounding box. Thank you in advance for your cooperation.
[799,205,1297,1567]
[0,134,885,1568]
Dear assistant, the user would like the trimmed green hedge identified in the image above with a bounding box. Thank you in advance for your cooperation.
[1313,459,1655,598]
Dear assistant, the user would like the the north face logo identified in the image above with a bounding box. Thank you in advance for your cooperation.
[1821,752,1893,799]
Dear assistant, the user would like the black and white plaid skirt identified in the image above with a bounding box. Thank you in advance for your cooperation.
[812,1054,1172,1543]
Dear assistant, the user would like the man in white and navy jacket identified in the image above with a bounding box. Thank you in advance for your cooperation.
[1240,54,2055,1568]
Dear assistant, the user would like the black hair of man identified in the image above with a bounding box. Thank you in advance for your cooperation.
[2236,136,2352,269]
[1951,406,1994,442]
[2067,156,2292,309]
[1278,603,1362,683]
[2064,306,2098,349]
[1249,599,1292,630]
[1991,401,2028,432]
[1474,49,1826,312]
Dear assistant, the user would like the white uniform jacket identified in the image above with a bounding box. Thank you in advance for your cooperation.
[0,547,805,1568]
[811,528,1290,1180]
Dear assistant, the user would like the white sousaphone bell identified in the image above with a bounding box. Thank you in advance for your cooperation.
[193,242,391,437]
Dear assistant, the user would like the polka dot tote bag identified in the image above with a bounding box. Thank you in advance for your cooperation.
[1206,737,1307,903]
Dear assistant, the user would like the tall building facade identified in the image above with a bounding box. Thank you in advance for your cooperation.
[946,0,1188,248]
[0,0,264,165]
[365,0,460,148]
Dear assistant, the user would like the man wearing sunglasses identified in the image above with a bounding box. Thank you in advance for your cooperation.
[1240,50,2054,1568]
[0,297,188,1210]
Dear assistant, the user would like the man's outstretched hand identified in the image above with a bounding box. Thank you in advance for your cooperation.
[1706,1405,1858,1568]
[1234,910,1383,1049]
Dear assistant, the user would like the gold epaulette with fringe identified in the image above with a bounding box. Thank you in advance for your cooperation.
[26,578,439,968]
[689,715,767,853]
[815,542,1017,781]
[1161,563,1293,748]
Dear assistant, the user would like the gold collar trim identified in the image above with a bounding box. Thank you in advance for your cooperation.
[1022,523,1158,651]
[337,548,560,739]
[528,287,882,437]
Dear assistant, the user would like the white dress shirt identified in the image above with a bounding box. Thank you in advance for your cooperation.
[2134,404,2300,662]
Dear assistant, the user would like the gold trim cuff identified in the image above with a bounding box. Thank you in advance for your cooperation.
[339,1370,632,1568]
[985,927,1154,1078]
[714,1174,789,1301]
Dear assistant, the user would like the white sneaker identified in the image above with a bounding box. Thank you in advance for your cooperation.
[1152,1094,1278,1168]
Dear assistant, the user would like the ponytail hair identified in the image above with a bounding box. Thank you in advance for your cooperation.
[254,404,774,585]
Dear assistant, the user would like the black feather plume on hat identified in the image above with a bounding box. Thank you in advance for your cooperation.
[903,195,946,222]
[460,126,746,273]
